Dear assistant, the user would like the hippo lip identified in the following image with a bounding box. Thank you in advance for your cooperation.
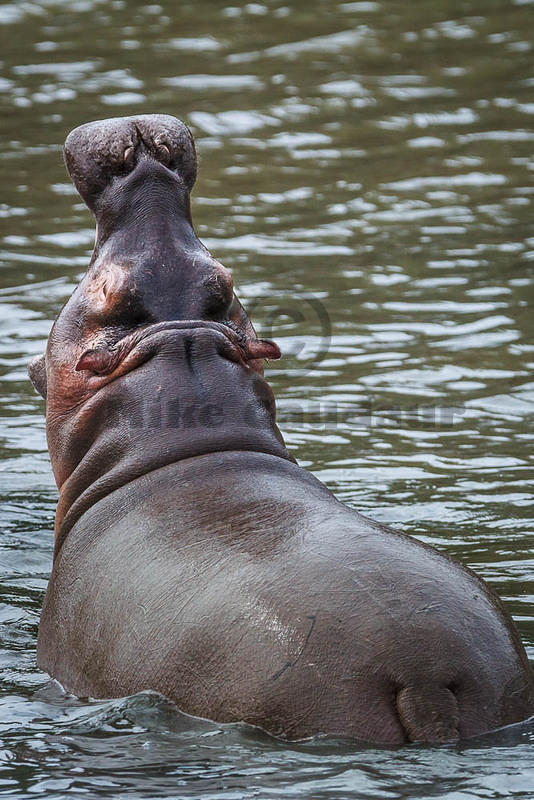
[128,319,280,361]
[75,320,281,377]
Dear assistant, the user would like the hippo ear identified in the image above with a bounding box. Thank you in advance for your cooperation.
[245,339,281,361]
[75,347,118,375]
[28,353,47,399]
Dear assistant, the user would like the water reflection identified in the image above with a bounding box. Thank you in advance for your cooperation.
[1,0,534,796]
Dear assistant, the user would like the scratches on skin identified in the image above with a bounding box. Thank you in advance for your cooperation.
[281,688,327,738]
[307,546,399,620]
[414,602,442,615]
[166,555,234,629]
[168,583,207,624]
[166,533,233,555]
[165,660,213,693]
[271,613,316,681]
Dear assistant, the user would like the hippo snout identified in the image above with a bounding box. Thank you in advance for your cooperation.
[64,114,197,210]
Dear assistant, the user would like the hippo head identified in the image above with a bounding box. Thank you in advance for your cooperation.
[30,115,265,397]
[29,115,292,547]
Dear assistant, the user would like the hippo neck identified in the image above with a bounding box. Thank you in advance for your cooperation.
[51,351,293,556]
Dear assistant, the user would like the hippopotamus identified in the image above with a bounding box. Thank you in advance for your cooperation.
[30,114,534,745]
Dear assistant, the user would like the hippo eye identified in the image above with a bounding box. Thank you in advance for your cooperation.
[202,274,232,318]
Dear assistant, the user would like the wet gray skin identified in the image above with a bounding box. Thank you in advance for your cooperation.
[33,115,534,746]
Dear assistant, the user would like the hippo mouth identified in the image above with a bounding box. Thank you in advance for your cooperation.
[75,320,281,379]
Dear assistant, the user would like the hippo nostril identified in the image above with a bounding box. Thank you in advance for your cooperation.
[123,145,135,169]
[156,143,171,165]
[153,134,172,165]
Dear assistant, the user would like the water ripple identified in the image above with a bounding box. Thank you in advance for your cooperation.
[1,0,534,796]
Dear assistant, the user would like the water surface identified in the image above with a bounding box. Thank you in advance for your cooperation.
[1,0,534,797]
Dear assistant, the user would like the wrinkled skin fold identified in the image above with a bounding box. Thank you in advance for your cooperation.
[33,115,534,745]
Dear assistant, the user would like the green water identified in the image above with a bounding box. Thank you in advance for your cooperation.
[1,0,534,797]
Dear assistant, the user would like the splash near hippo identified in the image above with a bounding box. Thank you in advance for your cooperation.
[30,115,534,745]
